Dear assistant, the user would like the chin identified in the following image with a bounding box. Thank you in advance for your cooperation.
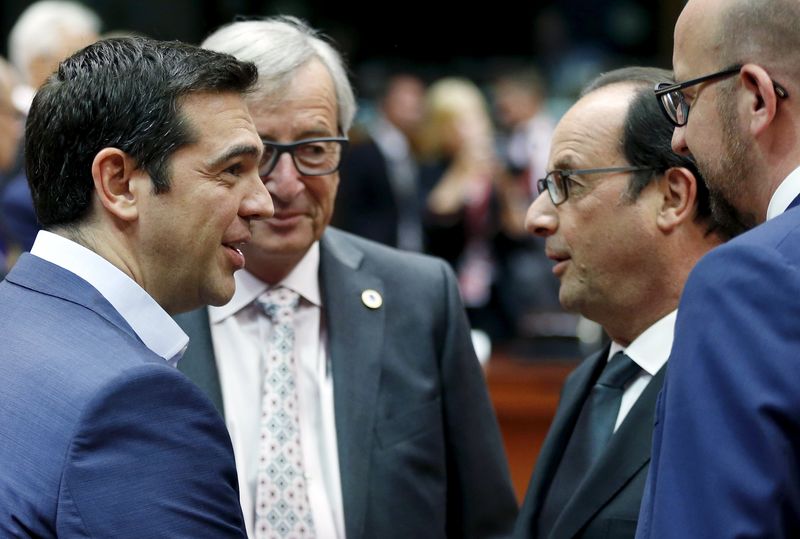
[203,279,235,307]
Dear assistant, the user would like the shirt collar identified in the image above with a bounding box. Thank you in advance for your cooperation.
[607,310,676,376]
[210,241,322,323]
[767,165,800,220]
[30,230,189,364]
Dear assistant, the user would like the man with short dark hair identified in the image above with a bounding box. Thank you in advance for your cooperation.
[637,0,800,536]
[0,37,272,536]
[176,16,517,539]
[513,67,730,538]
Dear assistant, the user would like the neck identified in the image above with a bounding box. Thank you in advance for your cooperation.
[244,251,305,286]
[602,301,677,348]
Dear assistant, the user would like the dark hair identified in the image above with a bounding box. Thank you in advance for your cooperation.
[582,66,719,236]
[26,36,258,228]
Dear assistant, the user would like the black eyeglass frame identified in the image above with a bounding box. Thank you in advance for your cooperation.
[654,64,789,127]
[537,166,654,206]
[259,136,349,177]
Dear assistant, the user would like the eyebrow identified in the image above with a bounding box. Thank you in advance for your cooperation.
[207,143,262,170]
[551,159,578,171]
[260,128,337,141]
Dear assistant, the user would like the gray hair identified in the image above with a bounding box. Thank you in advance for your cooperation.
[9,1,101,85]
[202,16,356,133]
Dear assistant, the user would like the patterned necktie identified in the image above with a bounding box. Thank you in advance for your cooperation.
[254,287,315,539]
[537,351,641,535]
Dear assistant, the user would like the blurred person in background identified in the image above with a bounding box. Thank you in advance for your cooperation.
[418,77,503,339]
[0,57,24,277]
[176,16,517,539]
[336,73,426,251]
[491,65,569,348]
[0,0,101,261]
[8,0,101,112]
[493,66,554,197]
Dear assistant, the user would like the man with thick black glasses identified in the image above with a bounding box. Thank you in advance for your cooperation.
[638,0,800,537]
[512,66,727,539]
[174,16,517,539]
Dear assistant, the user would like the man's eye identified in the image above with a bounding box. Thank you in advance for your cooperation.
[225,163,243,175]
[298,143,327,158]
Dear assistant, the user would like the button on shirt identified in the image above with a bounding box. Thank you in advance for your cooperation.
[209,242,345,539]
[29,230,188,364]
[607,310,676,432]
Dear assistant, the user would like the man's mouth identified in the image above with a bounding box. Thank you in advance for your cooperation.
[222,242,246,270]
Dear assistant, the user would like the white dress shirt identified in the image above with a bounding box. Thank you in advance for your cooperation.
[766,165,800,220]
[209,242,345,539]
[29,230,188,364]
[607,310,676,432]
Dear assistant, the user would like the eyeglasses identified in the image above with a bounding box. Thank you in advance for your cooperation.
[655,64,789,127]
[259,136,349,177]
[537,166,653,206]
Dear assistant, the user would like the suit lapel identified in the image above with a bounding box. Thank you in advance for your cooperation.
[320,230,384,539]
[787,193,800,211]
[174,308,225,416]
[6,253,139,341]
[549,365,667,538]
[519,348,608,532]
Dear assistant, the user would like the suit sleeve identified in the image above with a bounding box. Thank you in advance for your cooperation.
[57,363,247,538]
[638,242,800,538]
[435,260,519,538]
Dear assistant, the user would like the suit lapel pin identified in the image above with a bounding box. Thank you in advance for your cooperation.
[361,289,383,309]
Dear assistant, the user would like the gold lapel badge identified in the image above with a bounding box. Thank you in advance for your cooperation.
[361,289,383,309]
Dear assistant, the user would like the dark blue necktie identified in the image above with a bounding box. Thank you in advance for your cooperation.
[537,352,642,536]
[787,193,800,211]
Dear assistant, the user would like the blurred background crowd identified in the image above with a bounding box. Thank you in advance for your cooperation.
[0,0,685,359]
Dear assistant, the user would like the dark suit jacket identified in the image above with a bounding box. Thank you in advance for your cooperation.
[637,204,800,538]
[0,254,246,537]
[176,227,518,539]
[514,347,667,539]
[335,138,402,247]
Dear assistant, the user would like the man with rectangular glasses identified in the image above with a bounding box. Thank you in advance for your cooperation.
[174,16,517,539]
[637,0,800,537]
[513,67,731,539]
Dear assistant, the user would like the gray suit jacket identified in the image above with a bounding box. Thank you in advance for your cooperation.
[513,347,666,539]
[176,227,517,539]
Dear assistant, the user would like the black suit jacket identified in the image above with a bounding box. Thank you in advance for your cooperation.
[176,228,517,538]
[335,138,401,247]
[513,347,667,539]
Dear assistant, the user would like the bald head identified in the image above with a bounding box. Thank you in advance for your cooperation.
[678,0,800,79]
[672,0,800,224]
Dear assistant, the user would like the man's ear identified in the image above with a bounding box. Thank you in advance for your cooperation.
[90,148,140,222]
[740,63,780,137]
[656,166,697,233]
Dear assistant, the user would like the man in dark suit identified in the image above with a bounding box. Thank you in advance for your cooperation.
[176,16,517,539]
[0,38,273,536]
[336,73,426,251]
[513,67,731,538]
[637,1,800,536]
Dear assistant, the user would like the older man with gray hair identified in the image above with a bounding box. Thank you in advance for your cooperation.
[175,16,517,539]
[8,0,100,111]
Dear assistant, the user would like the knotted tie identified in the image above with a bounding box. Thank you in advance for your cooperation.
[537,352,641,535]
[254,287,315,539]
